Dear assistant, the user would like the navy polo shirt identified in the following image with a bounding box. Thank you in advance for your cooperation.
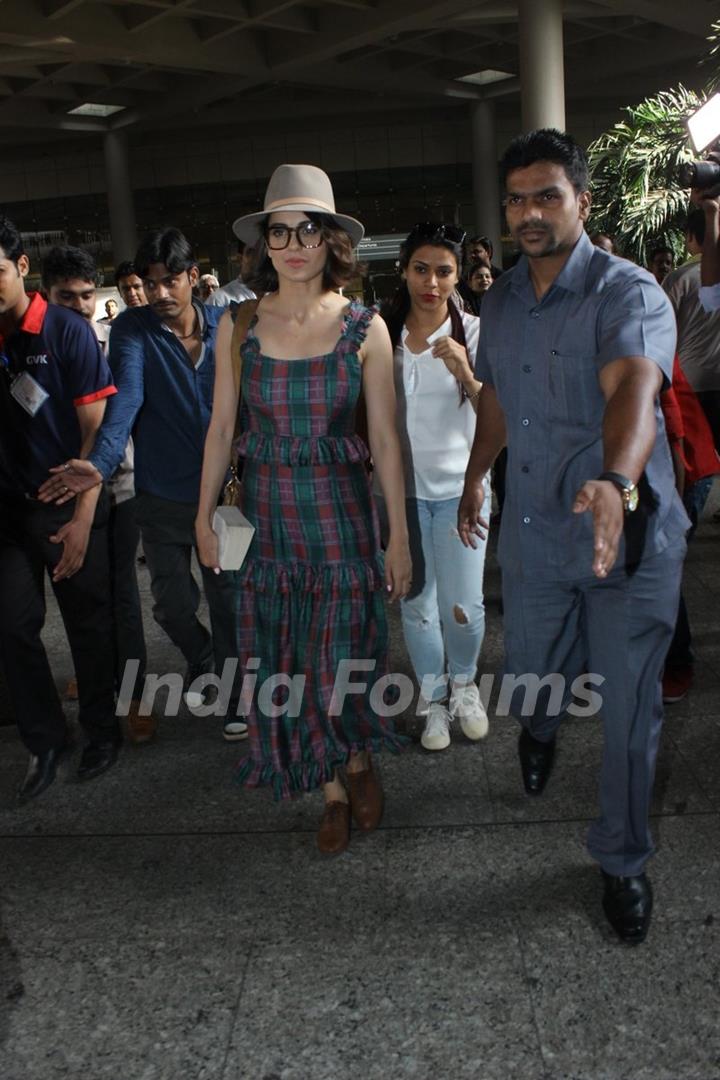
[476,231,690,580]
[0,292,117,496]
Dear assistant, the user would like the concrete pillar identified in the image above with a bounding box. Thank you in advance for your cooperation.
[470,100,501,260]
[103,130,137,264]
[518,0,566,133]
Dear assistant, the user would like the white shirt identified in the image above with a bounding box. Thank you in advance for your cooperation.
[394,311,480,500]
[207,278,256,307]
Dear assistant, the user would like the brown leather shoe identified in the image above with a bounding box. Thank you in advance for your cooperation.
[126,700,158,744]
[346,756,384,831]
[317,801,350,855]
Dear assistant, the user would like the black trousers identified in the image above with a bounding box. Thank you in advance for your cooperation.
[695,390,720,454]
[109,496,147,699]
[134,492,241,711]
[0,491,120,754]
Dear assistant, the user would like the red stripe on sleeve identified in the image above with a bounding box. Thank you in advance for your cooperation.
[73,385,118,407]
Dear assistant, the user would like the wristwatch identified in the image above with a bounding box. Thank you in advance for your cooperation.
[597,471,639,513]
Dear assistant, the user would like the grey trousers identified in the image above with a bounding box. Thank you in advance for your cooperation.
[502,538,686,876]
[134,492,241,712]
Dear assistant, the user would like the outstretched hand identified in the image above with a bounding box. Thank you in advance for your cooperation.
[38,459,102,505]
[572,479,624,578]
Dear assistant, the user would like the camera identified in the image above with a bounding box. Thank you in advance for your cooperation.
[678,159,720,189]
[679,94,720,189]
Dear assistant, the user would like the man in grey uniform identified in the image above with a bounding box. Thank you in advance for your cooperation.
[459,129,689,945]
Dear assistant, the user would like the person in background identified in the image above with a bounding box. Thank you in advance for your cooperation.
[40,246,152,744]
[648,245,675,286]
[663,209,720,453]
[659,358,720,703]
[381,222,490,752]
[208,240,256,307]
[468,261,494,303]
[116,261,147,309]
[198,274,220,302]
[467,235,503,280]
[99,298,119,324]
[41,245,111,357]
[590,232,616,255]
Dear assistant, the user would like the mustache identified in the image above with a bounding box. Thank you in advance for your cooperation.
[518,224,551,235]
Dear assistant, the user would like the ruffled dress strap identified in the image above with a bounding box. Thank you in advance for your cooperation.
[337,300,377,356]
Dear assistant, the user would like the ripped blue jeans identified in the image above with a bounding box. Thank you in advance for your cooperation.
[400,491,490,702]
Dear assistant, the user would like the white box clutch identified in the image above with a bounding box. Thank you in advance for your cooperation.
[212,506,255,571]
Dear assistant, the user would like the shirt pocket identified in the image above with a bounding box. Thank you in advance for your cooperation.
[547,351,602,426]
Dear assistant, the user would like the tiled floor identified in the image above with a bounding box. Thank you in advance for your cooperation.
[1,504,719,1080]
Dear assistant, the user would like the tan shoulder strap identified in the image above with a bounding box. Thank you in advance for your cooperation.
[230,298,260,399]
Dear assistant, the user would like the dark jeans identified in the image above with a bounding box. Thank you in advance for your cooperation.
[0,491,120,754]
[110,496,147,699]
[664,477,713,672]
[492,448,508,517]
[695,390,720,454]
[134,492,241,711]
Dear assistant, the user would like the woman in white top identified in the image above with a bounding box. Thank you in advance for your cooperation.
[382,222,491,751]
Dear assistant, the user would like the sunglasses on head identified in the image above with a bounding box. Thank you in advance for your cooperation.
[408,222,467,245]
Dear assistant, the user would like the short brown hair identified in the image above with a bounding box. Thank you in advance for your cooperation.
[247,213,356,293]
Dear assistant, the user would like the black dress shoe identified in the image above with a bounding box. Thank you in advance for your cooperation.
[76,739,121,782]
[602,870,653,945]
[518,728,556,795]
[17,740,72,803]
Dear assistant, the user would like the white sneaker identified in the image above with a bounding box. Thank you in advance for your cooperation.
[450,682,489,741]
[223,719,248,742]
[421,702,452,751]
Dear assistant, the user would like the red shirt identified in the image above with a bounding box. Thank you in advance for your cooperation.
[660,356,720,486]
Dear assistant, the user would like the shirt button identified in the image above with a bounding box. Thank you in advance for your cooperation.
[531,312,540,319]
[522,365,532,373]
[521,465,529,473]
[550,349,558,356]
[521,418,530,426]
[523,516,531,524]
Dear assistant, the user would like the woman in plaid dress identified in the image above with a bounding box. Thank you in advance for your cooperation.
[196,165,411,854]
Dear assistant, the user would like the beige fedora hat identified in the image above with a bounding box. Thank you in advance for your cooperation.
[232,164,364,248]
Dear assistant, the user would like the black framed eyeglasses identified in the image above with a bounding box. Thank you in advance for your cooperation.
[407,221,467,245]
[265,221,324,250]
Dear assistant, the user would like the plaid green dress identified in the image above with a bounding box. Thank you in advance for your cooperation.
[233,301,406,800]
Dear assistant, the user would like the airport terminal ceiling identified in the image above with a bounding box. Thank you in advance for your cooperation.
[0,0,715,149]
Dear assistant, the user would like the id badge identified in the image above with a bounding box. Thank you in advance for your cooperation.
[10,371,49,417]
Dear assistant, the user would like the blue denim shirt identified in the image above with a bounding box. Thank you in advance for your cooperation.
[90,300,223,504]
[475,231,689,581]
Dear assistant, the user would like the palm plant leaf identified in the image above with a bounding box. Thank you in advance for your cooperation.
[587,86,701,265]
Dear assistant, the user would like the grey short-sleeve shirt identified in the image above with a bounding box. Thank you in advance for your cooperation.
[476,230,689,581]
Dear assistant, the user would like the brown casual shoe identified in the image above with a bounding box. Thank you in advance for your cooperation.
[64,678,78,701]
[126,700,158,744]
[316,801,350,855]
[346,756,384,831]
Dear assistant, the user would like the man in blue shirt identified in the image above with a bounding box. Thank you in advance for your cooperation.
[40,228,246,741]
[0,216,122,800]
[459,130,689,945]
